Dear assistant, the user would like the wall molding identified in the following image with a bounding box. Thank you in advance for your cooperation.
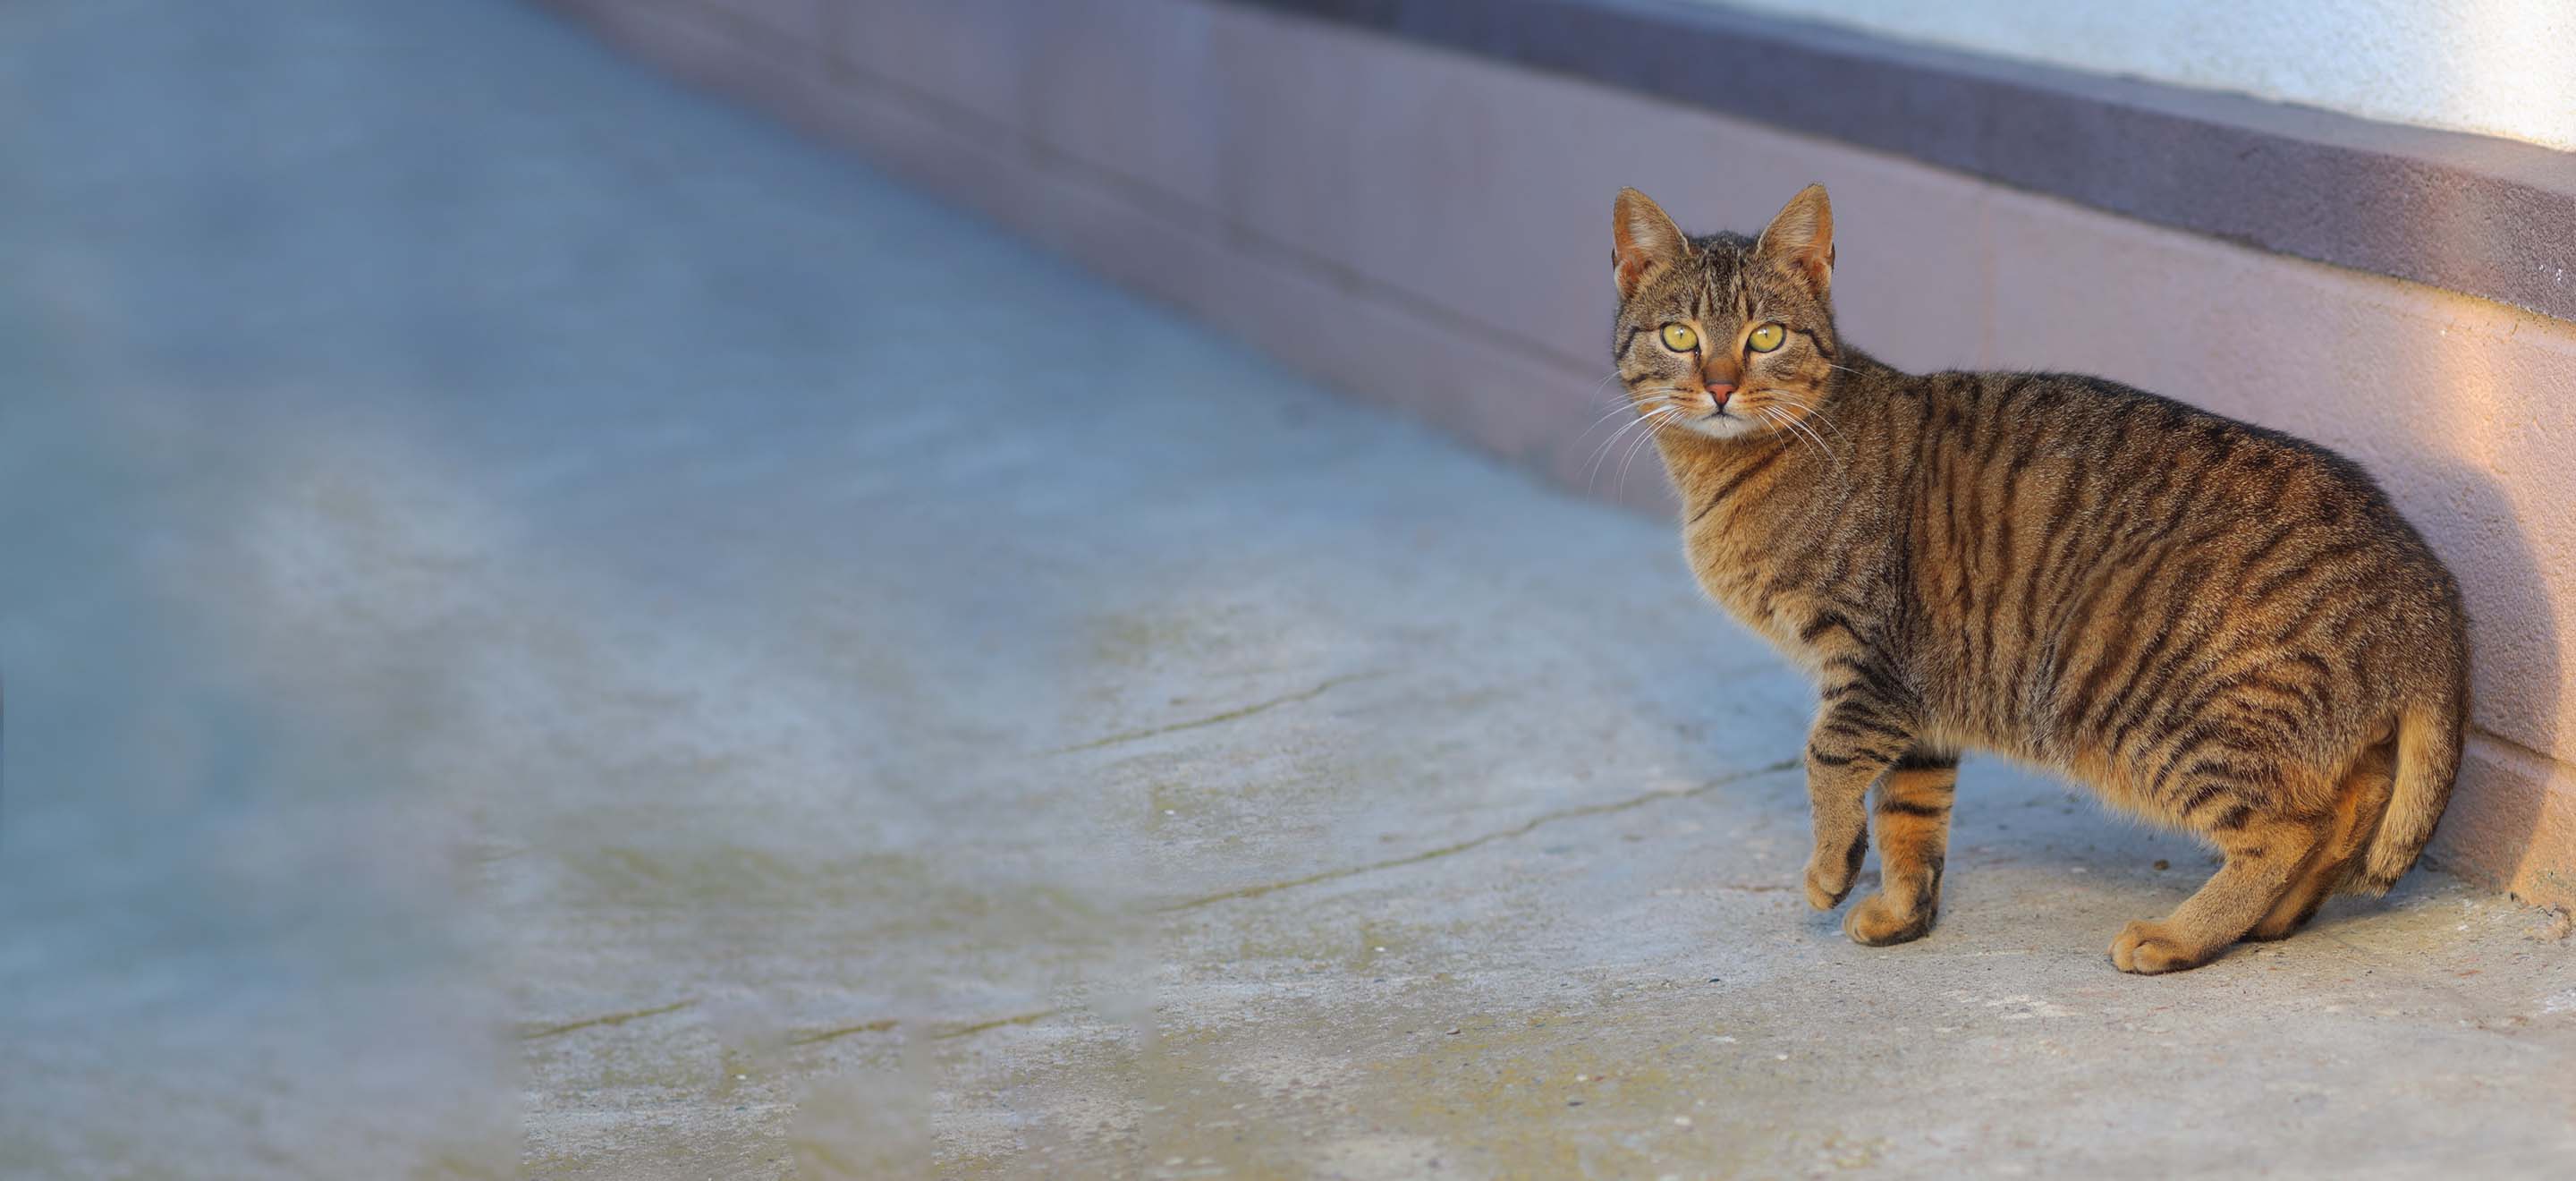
[1237,0,2576,324]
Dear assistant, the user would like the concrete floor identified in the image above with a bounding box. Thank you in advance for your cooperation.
[2,1,2572,1177]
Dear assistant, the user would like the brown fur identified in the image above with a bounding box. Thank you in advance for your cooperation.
[1609,185,2470,973]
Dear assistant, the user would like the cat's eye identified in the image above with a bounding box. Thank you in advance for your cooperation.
[1659,323,1699,352]
[1747,323,1786,353]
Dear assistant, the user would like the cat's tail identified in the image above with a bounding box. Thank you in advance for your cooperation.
[2355,692,2465,896]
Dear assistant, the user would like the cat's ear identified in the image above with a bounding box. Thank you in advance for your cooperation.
[1614,188,1689,301]
[1754,183,1835,297]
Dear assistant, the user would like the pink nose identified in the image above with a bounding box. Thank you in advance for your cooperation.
[1705,382,1735,406]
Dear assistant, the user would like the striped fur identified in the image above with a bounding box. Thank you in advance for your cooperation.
[1611,186,2470,973]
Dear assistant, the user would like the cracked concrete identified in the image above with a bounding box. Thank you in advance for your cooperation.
[1157,760,1804,913]
[524,1000,706,1043]
[0,0,2571,1177]
[1060,674,1390,755]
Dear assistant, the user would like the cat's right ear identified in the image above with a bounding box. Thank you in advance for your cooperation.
[1614,188,1688,302]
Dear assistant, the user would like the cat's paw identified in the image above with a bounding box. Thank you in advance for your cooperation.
[2109,920,2212,974]
[1843,892,1936,946]
[1801,855,1856,911]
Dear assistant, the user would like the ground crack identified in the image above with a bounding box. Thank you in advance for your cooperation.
[788,1008,1061,1048]
[784,1017,897,1047]
[520,998,697,1041]
[931,1007,1060,1040]
[1158,758,1801,913]
[1055,673,1384,753]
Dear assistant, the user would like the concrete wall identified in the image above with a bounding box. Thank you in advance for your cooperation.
[1704,0,2576,151]
[537,0,2576,910]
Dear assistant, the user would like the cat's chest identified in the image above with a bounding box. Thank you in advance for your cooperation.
[1682,528,1831,666]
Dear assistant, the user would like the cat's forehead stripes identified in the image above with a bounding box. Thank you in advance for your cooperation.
[1690,236,1757,326]
[1661,239,1745,329]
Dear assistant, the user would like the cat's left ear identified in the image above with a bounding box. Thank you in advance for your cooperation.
[1755,183,1835,297]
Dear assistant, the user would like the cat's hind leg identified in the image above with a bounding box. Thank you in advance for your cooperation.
[2113,794,2328,973]
[2245,743,2394,941]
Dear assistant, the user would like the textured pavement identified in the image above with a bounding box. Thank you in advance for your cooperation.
[1,2,2572,1177]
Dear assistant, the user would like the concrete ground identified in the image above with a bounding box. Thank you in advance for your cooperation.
[2,1,2571,1177]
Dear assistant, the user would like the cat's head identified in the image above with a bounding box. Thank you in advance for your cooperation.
[1611,184,1840,441]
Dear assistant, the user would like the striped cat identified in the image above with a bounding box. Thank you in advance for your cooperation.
[1611,184,2470,973]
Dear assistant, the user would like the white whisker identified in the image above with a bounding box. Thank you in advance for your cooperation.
[1749,390,1842,469]
[1755,406,1798,455]
[1586,404,1672,489]
[1761,393,1853,448]
[1571,398,1652,451]
[1767,409,1821,469]
[1782,410,1839,470]
[1781,410,1836,466]
[1615,406,1682,489]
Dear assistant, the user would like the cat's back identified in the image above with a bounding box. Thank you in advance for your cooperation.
[1936,369,2431,577]
[1894,369,2463,770]
[1904,368,2447,589]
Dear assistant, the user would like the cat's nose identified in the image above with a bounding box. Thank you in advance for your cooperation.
[1705,382,1735,406]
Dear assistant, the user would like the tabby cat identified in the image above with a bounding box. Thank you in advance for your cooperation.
[1610,184,2469,973]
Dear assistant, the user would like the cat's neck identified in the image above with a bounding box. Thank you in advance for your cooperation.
[1652,347,1896,522]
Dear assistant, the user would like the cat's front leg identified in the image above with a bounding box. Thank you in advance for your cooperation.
[1843,748,1957,945]
[1799,669,1917,910]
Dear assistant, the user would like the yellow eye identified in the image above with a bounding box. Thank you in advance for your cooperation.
[1659,323,1699,352]
[1747,323,1786,353]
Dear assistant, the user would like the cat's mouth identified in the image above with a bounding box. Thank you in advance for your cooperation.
[1672,403,1774,441]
